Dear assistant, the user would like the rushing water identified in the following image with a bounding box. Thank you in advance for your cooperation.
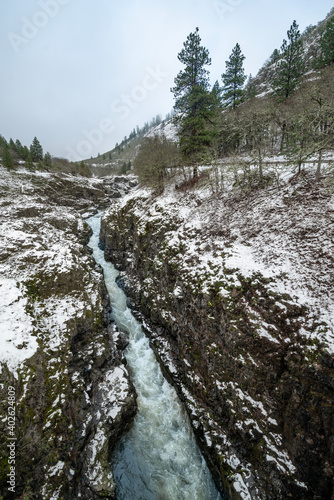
[88,213,222,500]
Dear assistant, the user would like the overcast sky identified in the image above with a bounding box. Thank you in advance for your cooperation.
[0,0,333,161]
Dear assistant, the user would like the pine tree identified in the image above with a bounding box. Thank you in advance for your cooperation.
[30,137,43,162]
[25,152,34,170]
[0,135,7,148]
[221,43,247,109]
[2,144,14,168]
[9,138,16,151]
[171,27,217,174]
[269,49,280,64]
[15,139,24,159]
[22,146,30,161]
[315,17,334,68]
[44,152,52,167]
[211,80,223,107]
[245,74,257,99]
[272,20,305,100]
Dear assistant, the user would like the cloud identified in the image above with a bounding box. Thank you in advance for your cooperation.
[0,0,333,159]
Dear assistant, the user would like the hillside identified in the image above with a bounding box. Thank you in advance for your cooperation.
[85,10,334,185]
[249,8,334,98]
[0,167,137,498]
[100,163,334,499]
[84,114,173,177]
[0,7,333,500]
[96,12,334,498]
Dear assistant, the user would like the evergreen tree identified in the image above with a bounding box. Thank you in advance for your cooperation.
[44,152,52,167]
[21,146,30,161]
[30,137,43,162]
[0,135,7,148]
[25,152,34,169]
[15,139,24,159]
[245,74,257,99]
[315,17,334,68]
[221,43,247,109]
[211,80,223,107]
[171,28,217,174]
[2,144,14,168]
[269,49,280,64]
[272,20,305,100]
[9,138,16,151]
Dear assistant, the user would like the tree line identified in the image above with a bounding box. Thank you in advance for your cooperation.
[109,112,174,158]
[134,15,334,189]
[0,135,51,170]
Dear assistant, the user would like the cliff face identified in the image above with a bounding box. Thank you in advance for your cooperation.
[0,168,137,499]
[100,174,334,500]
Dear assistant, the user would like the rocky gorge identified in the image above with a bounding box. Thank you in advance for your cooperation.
[1,162,333,500]
[100,170,334,500]
[0,168,137,499]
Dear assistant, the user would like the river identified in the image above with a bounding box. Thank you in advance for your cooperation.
[88,213,223,500]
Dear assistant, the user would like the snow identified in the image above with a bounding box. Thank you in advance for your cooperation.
[48,461,65,477]
[146,120,178,142]
[37,296,87,349]
[0,278,38,372]
[233,473,252,500]
[0,164,136,498]
[99,366,132,420]
[113,163,334,353]
[103,167,334,497]
[85,421,114,489]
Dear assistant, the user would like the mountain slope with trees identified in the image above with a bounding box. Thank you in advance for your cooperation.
[253,9,334,96]
[131,11,334,190]
[1,8,333,499]
[0,134,94,176]
[100,10,334,500]
[101,167,334,499]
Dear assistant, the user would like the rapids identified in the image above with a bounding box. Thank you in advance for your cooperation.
[88,213,222,500]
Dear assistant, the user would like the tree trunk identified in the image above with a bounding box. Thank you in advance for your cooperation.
[315,150,322,182]
[280,122,286,152]
[258,148,263,182]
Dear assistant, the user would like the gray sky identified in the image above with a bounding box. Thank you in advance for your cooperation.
[0,0,333,161]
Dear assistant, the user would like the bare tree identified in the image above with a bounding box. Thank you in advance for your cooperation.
[133,134,181,190]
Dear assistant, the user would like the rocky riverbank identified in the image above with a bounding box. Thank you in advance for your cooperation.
[0,167,137,499]
[100,171,334,500]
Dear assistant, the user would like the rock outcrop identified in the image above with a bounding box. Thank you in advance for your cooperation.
[100,175,334,500]
[0,168,137,499]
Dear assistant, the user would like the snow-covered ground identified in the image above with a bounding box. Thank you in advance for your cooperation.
[114,164,334,353]
[0,168,100,375]
[0,166,136,498]
[145,119,178,141]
